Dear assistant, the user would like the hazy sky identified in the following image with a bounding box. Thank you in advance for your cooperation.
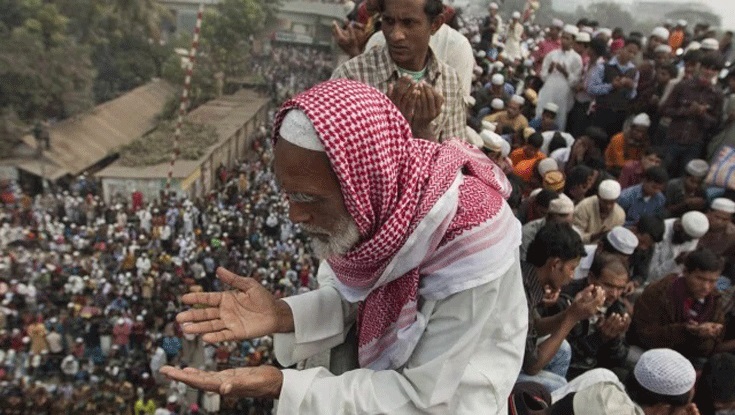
[579,0,735,29]
[699,0,735,29]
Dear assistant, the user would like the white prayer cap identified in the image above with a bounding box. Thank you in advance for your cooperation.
[596,28,612,38]
[117,318,124,325]
[491,73,505,85]
[465,127,484,148]
[499,140,511,158]
[493,61,505,70]
[510,95,525,105]
[654,44,672,54]
[685,159,709,178]
[482,120,497,132]
[136,315,144,322]
[168,395,178,403]
[651,27,670,41]
[681,211,710,238]
[480,130,504,152]
[606,226,639,255]
[685,41,701,53]
[631,113,651,127]
[476,50,487,58]
[551,18,564,29]
[512,11,521,19]
[473,65,483,75]
[279,109,325,152]
[537,158,559,176]
[489,2,498,9]
[677,19,688,27]
[711,198,735,214]
[491,98,505,110]
[529,188,543,198]
[598,180,621,200]
[572,382,642,415]
[563,24,579,36]
[543,102,559,113]
[575,32,591,43]
[634,349,695,396]
[701,38,720,51]
[548,194,574,215]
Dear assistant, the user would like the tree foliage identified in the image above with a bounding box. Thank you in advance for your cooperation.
[0,0,276,158]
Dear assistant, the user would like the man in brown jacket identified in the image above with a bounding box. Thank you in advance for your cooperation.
[629,248,728,366]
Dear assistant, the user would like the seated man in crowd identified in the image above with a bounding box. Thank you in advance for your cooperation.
[562,256,631,379]
[604,113,651,177]
[484,95,529,133]
[627,215,666,293]
[573,179,626,244]
[549,348,699,415]
[617,147,663,190]
[617,166,668,226]
[630,248,730,367]
[331,0,467,142]
[519,222,601,392]
[529,103,560,133]
[574,226,639,281]
[699,198,735,291]
[520,194,574,261]
[648,211,709,283]
[664,159,709,218]
[510,131,546,183]
[517,188,558,225]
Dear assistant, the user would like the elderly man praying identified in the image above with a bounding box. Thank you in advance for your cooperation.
[159,79,527,414]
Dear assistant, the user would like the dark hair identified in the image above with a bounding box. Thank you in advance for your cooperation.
[589,254,629,280]
[566,165,594,190]
[624,36,643,50]
[636,215,665,243]
[625,373,691,408]
[584,126,609,149]
[643,166,668,184]
[641,146,664,159]
[589,37,609,59]
[684,248,723,273]
[548,132,567,154]
[526,222,586,267]
[535,189,559,209]
[659,63,679,79]
[699,52,724,70]
[527,132,544,149]
[682,49,703,63]
[378,0,444,21]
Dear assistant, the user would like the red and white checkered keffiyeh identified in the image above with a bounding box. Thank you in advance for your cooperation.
[273,79,521,370]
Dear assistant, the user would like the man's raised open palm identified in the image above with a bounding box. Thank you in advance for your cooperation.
[176,267,293,343]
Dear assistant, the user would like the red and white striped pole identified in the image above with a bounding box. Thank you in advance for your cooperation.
[166,3,204,194]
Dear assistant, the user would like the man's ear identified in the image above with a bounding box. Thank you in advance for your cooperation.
[430,14,444,35]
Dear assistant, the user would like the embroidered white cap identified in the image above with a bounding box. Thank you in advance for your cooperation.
[634,349,695,396]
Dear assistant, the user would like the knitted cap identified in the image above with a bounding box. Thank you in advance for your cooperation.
[634,349,695,396]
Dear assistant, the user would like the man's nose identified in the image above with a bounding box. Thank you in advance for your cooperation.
[390,27,406,42]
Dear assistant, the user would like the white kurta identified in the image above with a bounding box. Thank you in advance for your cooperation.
[647,218,700,284]
[504,21,524,61]
[273,254,528,414]
[536,49,583,131]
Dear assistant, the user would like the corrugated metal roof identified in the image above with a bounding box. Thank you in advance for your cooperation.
[21,79,177,177]
[96,89,270,180]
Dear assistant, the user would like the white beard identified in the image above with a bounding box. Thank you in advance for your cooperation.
[302,216,360,260]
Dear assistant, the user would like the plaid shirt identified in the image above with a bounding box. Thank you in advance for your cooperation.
[331,45,467,142]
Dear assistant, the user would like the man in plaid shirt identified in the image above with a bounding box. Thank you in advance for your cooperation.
[331,0,467,143]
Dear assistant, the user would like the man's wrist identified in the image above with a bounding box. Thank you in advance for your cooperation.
[275,299,295,333]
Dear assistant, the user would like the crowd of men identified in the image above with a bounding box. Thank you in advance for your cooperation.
[2,0,735,413]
